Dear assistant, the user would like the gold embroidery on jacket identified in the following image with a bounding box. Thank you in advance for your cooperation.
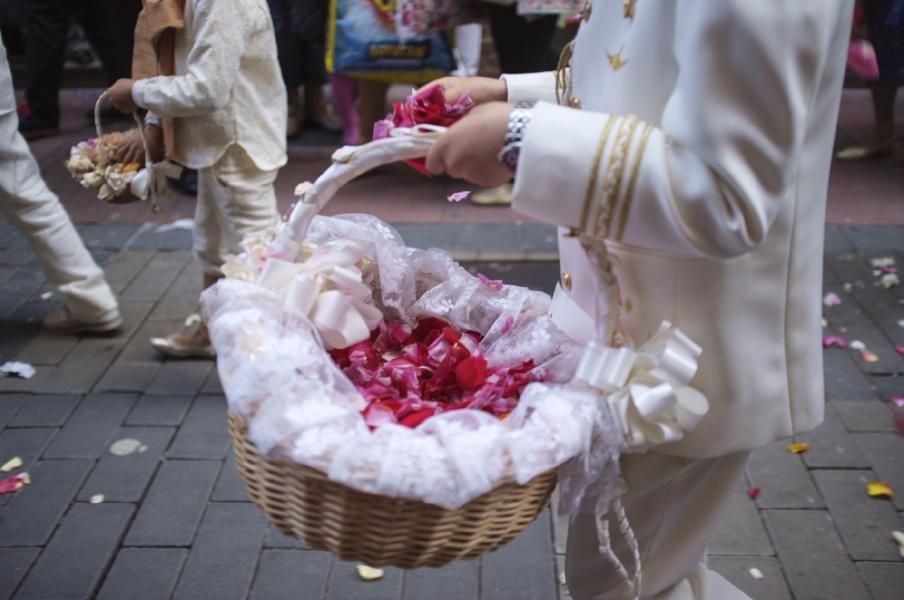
[596,115,639,237]
[623,0,636,20]
[607,47,628,71]
[615,122,654,240]
[555,41,574,105]
[580,114,617,231]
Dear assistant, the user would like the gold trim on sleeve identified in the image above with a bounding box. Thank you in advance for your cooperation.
[614,122,654,241]
[555,41,574,105]
[595,115,639,238]
[607,47,628,71]
[579,114,617,232]
[623,0,636,20]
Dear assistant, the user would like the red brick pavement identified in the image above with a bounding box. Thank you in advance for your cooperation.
[9,87,904,227]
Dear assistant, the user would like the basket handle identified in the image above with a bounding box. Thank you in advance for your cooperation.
[94,93,153,172]
[284,125,446,243]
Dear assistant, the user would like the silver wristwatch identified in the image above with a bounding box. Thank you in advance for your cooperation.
[498,103,534,173]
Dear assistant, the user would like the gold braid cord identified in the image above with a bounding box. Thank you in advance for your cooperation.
[555,40,574,106]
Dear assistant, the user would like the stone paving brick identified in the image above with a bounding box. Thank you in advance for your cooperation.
[710,477,773,556]
[77,427,174,503]
[855,561,904,600]
[0,459,93,546]
[129,227,193,250]
[263,525,309,549]
[824,227,856,254]
[126,394,193,426]
[556,556,571,599]
[212,451,249,502]
[764,509,870,600]
[0,548,39,599]
[146,285,202,321]
[249,549,332,600]
[14,332,79,366]
[798,406,870,468]
[8,394,81,427]
[870,373,904,402]
[831,399,897,432]
[0,427,57,471]
[747,442,824,509]
[201,368,224,395]
[708,556,792,600]
[96,548,188,600]
[823,349,880,402]
[403,560,478,600]
[124,459,220,546]
[43,394,137,458]
[13,502,135,600]
[842,225,904,253]
[813,470,903,561]
[144,360,211,396]
[0,394,27,429]
[93,364,160,393]
[100,250,155,287]
[852,433,904,511]
[481,511,557,600]
[325,562,403,600]
[120,261,184,301]
[171,502,267,600]
[834,323,904,375]
[167,395,229,460]
[75,223,140,250]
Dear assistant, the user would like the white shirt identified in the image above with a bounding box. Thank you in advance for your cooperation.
[132,0,287,171]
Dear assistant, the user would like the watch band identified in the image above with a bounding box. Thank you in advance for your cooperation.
[498,104,533,173]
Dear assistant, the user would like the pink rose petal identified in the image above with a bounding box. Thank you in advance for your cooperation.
[822,335,847,349]
[477,273,504,291]
[447,190,471,203]
[823,292,842,307]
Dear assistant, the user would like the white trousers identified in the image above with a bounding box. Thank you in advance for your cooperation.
[566,451,752,600]
[0,41,118,322]
[193,144,279,276]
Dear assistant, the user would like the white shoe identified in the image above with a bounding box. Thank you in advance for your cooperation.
[43,308,122,334]
[470,183,513,206]
[150,313,215,359]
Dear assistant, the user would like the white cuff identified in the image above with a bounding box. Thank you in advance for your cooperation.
[144,111,161,127]
[132,80,146,110]
[501,72,559,105]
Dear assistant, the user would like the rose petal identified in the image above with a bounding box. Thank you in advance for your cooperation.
[477,273,504,291]
[823,292,842,307]
[356,565,384,581]
[447,190,471,203]
[747,487,761,500]
[748,568,764,580]
[822,335,847,349]
[849,340,866,351]
[787,442,810,454]
[866,481,893,498]
[861,349,880,363]
[90,494,105,504]
[895,345,904,356]
[1,456,22,472]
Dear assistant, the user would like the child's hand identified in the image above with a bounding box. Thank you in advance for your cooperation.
[106,79,137,113]
[116,125,163,165]
[425,102,512,188]
[419,77,507,106]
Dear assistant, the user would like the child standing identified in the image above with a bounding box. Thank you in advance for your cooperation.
[106,0,287,357]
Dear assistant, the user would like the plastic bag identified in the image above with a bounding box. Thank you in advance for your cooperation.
[325,0,455,83]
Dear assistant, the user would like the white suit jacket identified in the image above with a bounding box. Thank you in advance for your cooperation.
[132,0,287,171]
[505,0,853,457]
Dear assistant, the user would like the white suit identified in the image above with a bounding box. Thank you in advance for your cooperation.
[503,1,853,598]
[0,41,118,324]
[132,0,287,275]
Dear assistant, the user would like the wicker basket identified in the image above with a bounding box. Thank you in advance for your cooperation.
[228,412,557,569]
[220,132,565,569]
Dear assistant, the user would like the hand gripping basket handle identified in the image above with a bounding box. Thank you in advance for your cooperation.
[94,93,153,173]
[284,127,444,244]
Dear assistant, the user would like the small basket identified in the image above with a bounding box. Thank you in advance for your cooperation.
[218,130,566,569]
[91,94,152,205]
[228,413,557,569]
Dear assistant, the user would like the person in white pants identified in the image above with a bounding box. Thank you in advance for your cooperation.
[105,0,287,358]
[0,40,121,333]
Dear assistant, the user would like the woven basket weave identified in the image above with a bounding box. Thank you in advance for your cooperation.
[228,412,557,569]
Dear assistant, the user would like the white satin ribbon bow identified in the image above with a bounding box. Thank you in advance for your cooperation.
[254,240,382,350]
[574,321,709,449]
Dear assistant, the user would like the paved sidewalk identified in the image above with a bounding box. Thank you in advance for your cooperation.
[0,223,902,600]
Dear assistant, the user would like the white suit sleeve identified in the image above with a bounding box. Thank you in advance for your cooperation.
[512,1,848,258]
[132,0,249,118]
[501,71,559,105]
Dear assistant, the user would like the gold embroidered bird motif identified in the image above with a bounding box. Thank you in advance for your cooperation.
[607,48,628,71]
